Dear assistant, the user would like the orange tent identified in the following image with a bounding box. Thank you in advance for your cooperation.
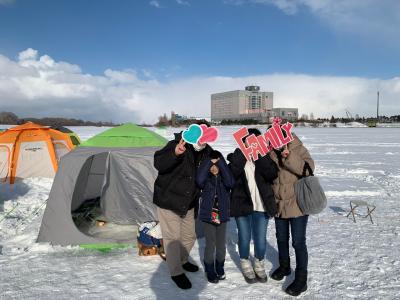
[0,122,75,184]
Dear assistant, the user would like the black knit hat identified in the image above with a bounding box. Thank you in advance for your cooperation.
[210,150,223,160]
[242,128,261,143]
[248,128,261,136]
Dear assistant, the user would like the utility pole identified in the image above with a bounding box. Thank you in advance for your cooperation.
[377,91,380,121]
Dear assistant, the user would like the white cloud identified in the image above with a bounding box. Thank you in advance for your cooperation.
[18,48,38,61]
[225,0,400,45]
[0,49,399,124]
[176,0,190,6]
[104,69,138,83]
[149,0,161,8]
[142,69,154,79]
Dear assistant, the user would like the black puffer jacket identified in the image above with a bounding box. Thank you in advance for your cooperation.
[153,133,213,217]
[227,148,278,217]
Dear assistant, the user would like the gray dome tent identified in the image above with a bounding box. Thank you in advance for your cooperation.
[37,124,167,246]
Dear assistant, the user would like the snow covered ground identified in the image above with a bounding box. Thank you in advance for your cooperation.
[1,126,400,299]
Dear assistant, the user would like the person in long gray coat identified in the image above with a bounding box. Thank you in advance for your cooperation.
[269,134,315,297]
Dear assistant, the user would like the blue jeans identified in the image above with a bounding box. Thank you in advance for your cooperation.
[235,211,269,260]
[275,215,308,274]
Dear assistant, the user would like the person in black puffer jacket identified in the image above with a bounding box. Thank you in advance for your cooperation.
[196,150,235,284]
[227,128,278,284]
[153,129,212,290]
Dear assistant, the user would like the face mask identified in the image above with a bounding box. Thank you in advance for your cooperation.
[193,143,206,152]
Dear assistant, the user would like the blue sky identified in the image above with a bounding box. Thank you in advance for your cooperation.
[1,0,399,79]
[0,0,399,122]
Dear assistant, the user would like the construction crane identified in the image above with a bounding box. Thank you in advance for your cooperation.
[345,109,353,120]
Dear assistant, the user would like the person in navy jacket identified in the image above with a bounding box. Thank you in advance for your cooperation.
[196,150,235,283]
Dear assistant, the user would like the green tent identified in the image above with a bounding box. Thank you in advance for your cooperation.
[80,123,167,148]
[50,125,81,146]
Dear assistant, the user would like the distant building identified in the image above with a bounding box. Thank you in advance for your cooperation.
[211,86,274,122]
[170,111,210,126]
[274,108,298,122]
[211,85,298,122]
[171,111,188,126]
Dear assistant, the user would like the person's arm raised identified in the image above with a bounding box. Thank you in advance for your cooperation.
[196,159,213,189]
[283,145,314,176]
[217,158,235,189]
[227,148,247,179]
[255,154,278,183]
[154,139,185,174]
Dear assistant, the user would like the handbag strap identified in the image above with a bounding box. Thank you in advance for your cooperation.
[302,162,314,177]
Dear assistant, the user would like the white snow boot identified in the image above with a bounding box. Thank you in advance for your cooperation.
[253,258,268,283]
[240,258,257,284]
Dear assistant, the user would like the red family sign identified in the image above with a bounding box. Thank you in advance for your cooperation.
[233,118,294,162]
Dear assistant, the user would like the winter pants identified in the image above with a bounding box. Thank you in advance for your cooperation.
[275,215,309,274]
[157,207,196,276]
[235,211,269,260]
[202,221,227,264]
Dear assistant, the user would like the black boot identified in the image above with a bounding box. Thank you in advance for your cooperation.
[285,271,307,297]
[271,260,291,281]
[215,260,226,280]
[204,261,219,284]
[182,261,199,272]
[171,273,192,289]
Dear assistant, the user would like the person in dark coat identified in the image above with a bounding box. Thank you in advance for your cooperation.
[227,128,278,284]
[196,150,235,283]
[153,130,213,290]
